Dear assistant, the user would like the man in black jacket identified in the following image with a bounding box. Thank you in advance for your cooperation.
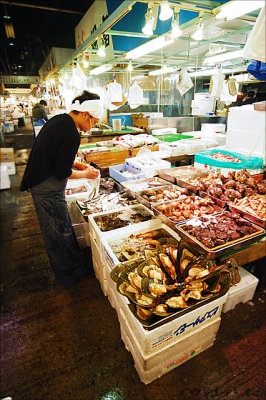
[20,91,102,287]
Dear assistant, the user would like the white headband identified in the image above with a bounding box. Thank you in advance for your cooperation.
[69,99,103,119]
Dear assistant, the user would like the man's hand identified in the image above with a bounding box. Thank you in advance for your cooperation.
[83,166,99,179]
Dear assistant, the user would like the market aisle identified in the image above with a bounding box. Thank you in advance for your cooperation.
[0,126,265,400]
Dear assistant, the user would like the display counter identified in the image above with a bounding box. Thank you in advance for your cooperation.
[80,127,144,144]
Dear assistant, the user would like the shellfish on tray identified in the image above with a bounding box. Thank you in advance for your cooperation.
[110,240,238,326]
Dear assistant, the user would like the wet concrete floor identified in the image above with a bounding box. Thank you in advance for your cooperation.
[0,123,265,400]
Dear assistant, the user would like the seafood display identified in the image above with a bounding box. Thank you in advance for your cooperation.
[108,229,177,262]
[110,242,236,327]
[153,195,221,223]
[178,211,262,249]
[136,185,189,205]
[183,170,266,202]
[121,177,169,192]
[113,134,158,149]
[159,166,204,182]
[206,152,241,163]
[92,205,155,232]
[230,195,266,221]
[77,192,137,218]
[65,186,87,196]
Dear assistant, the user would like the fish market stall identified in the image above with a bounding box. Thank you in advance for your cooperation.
[67,162,265,384]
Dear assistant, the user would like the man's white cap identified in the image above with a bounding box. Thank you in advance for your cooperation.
[69,99,103,119]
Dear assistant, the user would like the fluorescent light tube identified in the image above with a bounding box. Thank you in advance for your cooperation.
[149,66,177,76]
[125,36,174,60]
[189,66,245,77]
[203,49,244,64]
[216,1,264,21]
[90,64,113,75]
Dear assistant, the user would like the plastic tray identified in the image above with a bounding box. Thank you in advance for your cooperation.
[134,184,186,209]
[152,196,222,230]
[175,216,265,259]
[158,166,205,184]
[228,204,266,228]
[120,177,169,195]
[199,190,227,208]
[175,172,209,193]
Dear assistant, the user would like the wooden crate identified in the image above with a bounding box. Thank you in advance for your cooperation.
[130,144,159,157]
[83,148,130,165]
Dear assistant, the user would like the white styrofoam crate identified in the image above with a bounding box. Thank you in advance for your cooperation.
[0,165,10,189]
[101,222,180,272]
[110,280,227,355]
[201,123,226,133]
[1,161,16,175]
[65,179,92,201]
[222,267,259,313]
[88,204,160,253]
[125,157,171,178]
[92,256,108,296]
[122,317,220,384]
[226,127,265,160]
[227,106,265,132]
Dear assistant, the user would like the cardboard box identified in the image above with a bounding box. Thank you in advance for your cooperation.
[0,148,14,163]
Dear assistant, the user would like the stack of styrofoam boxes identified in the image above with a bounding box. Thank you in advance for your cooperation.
[88,205,161,296]
[191,93,216,116]
[225,105,266,164]
[101,222,228,384]
[222,267,259,313]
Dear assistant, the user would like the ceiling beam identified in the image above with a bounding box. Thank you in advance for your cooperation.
[0,0,84,15]
[57,0,137,72]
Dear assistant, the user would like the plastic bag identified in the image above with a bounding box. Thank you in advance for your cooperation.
[243,6,265,63]
[128,81,144,109]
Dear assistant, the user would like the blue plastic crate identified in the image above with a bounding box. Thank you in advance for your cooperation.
[109,163,145,182]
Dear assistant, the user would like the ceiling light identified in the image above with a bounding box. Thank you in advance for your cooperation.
[125,35,174,60]
[90,64,113,75]
[127,61,133,72]
[171,11,182,39]
[191,16,203,41]
[159,1,173,21]
[189,66,246,77]
[97,36,106,57]
[215,1,264,21]
[4,21,15,39]
[203,49,244,64]
[142,3,155,36]
[149,65,178,76]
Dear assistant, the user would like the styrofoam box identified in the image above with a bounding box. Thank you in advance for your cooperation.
[125,157,171,178]
[1,161,16,175]
[119,306,221,372]
[222,267,259,313]
[108,275,228,354]
[101,221,179,272]
[0,165,10,189]
[201,123,226,133]
[65,179,92,201]
[227,106,265,132]
[92,256,108,296]
[88,204,160,252]
[226,128,265,160]
[132,322,218,384]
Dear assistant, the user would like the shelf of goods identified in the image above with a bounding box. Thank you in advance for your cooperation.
[69,170,265,384]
